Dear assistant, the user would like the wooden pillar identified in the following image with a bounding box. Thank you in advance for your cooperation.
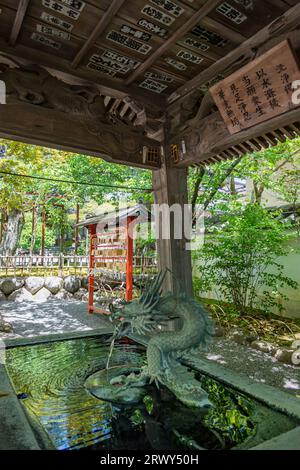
[152,165,193,297]
[88,224,96,314]
[125,216,134,302]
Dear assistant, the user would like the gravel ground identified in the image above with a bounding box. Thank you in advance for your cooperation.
[1,300,299,398]
[0,299,110,339]
[201,338,300,398]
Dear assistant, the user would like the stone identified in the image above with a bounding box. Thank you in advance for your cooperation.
[245,334,259,344]
[63,276,81,294]
[213,325,226,337]
[295,333,300,340]
[81,277,88,290]
[0,277,24,295]
[0,291,7,301]
[251,340,275,354]
[74,288,88,301]
[25,277,44,295]
[44,276,63,295]
[8,287,34,302]
[32,287,51,303]
[274,349,294,364]
[291,340,300,350]
[53,289,73,300]
[0,319,13,333]
[227,329,247,345]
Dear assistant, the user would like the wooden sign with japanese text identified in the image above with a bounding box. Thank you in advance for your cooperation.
[210,40,300,135]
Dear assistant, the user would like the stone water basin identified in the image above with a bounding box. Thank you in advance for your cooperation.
[5,334,300,450]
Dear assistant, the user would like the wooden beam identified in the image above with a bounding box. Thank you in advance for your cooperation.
[0,40,167,110]
[71,0,126,68]
[0,103,161,169]
[200,16,246,44]
[168,2,300,107]
[172,107,300,168]
[9,0,30,46]
[125,0,222,86]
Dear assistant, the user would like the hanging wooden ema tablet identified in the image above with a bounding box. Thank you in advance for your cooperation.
[210,40,300,135]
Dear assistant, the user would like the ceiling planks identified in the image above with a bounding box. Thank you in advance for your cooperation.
[168,1,300,108]
[71,0,127,68]
[125,0,222,85]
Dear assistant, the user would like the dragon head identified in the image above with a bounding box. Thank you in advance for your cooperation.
[110,270,172,337]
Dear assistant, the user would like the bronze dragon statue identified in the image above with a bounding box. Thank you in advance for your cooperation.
[86,271,215,409]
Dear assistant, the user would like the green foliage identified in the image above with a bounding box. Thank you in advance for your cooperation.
[202,377,255,446]
[0,139,152,253]
[143,394,154,414]
[188,136,300,209]
[20,214,56,251]
[193,203,298,315]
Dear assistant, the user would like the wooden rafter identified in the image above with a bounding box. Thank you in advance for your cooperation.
[168,2,300,109]
[71,0,127,69]
[9,0,30,46]
[125,0,222,86]
[200,17,246,45]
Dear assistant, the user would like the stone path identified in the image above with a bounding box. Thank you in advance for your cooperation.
[202,338,300,398]
[0,299,110,339]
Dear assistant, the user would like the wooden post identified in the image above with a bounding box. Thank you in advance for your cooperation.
[125,216,135,302]
[152,165,193,297]
[88,224,96,314]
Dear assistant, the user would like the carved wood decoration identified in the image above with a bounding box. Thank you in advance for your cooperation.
[0,59,162,168]
[210,40,300,135]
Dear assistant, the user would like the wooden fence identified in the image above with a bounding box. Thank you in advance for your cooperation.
[0,255,157,277]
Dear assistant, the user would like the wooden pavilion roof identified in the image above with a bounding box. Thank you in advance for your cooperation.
[0,0,300,168]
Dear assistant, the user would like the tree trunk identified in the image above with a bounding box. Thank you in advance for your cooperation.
[191,166,205,226]
[30,204,36,256]
[0,208,24,256]
[252,181,264,204]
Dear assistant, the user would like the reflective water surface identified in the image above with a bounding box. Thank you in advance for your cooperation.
[6,336,298,450]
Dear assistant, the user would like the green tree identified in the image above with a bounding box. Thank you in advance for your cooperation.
[0,139,152,255]
[193,203,298,315]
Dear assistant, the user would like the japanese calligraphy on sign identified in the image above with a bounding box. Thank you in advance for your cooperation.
[165,57,187,71]
[40,11,73,31]
[210,41,300,135]
[86,62,116,77]
[31,32,61,49]
[36,24,70,40]
[139,78,168,94]
[102,50,140,70]
[145,71,174,83]
[137,18,168,38]
[180,37,209,52]
[89,54,130,74]
[120,24,151,42]
[216,2,247,25]
[42,0,81,20]
[177,50,203,65]
[191,25,227,48]
[106,30,152,55]
[149,0,184,18]
[141,5,175,26]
